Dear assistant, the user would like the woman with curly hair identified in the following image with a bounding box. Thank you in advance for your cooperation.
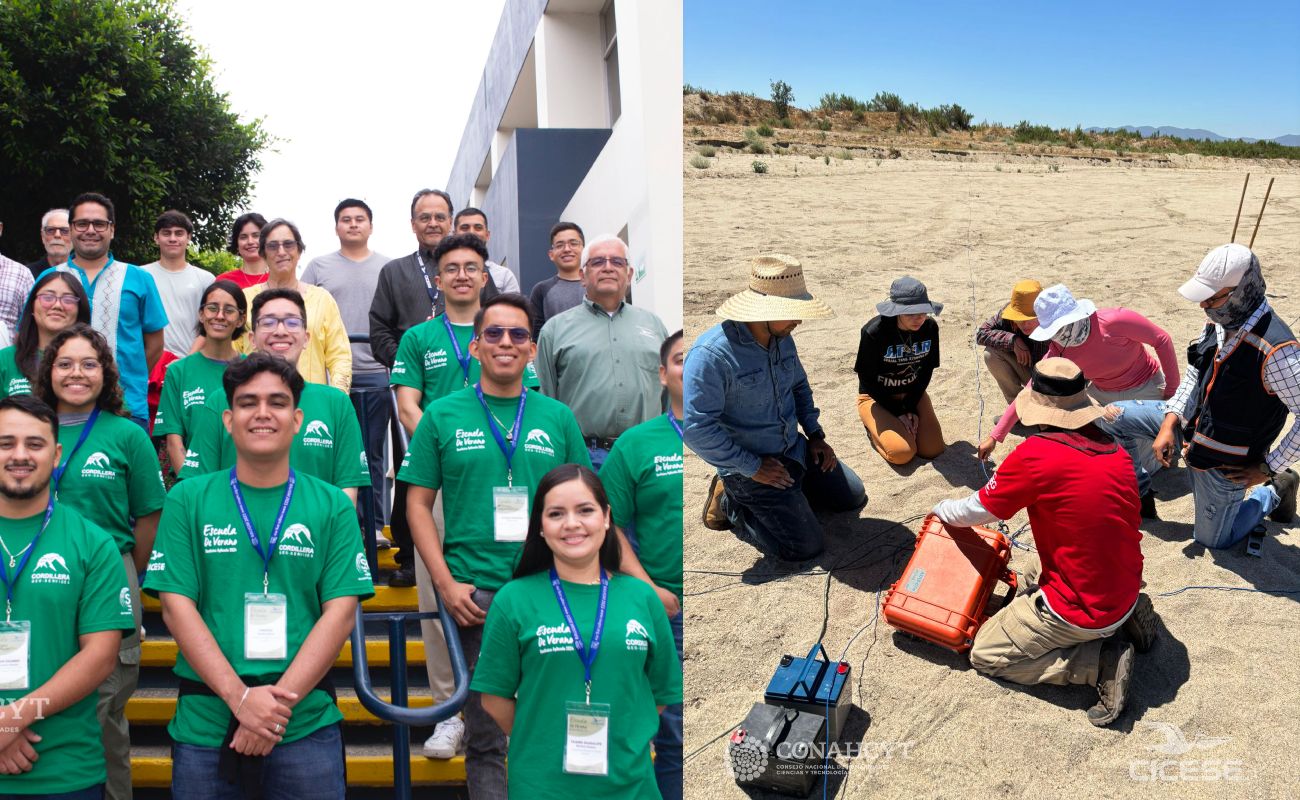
[38,323,166,799]
[0,269,90,398]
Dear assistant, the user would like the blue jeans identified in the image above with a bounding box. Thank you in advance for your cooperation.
[461,589,508,800]
[0,786,103,800]
[1189,467,1279,549]
[654,609,683,800]
[1093,399,1169,496]
[719,442,867,561]
[350,372,392,531]
[588,445,610,473]
[171,722,346,800]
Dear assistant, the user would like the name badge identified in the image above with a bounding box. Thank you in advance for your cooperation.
[493,486,529,542]
[564,700,610,776]
[244,593,287,661]
[0,621,31,690]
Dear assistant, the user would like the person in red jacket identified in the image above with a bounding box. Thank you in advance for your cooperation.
[933,357,1157,727]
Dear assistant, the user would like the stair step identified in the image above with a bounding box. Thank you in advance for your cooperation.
[142,585,418,614]
[126,687,434,726]
[130,745,466,788]
[140,637,425,669]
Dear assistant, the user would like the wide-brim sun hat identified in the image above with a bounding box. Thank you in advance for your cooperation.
[715,254,835,321]
[1028,283,1096,341]
[1014,357,1105,429]
[876,275,943,316]
[1001,279,1043,322]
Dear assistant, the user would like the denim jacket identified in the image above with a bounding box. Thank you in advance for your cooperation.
[683,321,823,477]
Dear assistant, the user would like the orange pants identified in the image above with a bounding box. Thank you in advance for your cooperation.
[857,392,946,465]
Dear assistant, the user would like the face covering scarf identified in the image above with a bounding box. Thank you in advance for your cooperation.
[1052,316,1091,349]
[1205,258,1266,330]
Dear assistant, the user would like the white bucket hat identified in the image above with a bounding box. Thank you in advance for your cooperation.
[716,254,835,321]
[1028,284,1097,341]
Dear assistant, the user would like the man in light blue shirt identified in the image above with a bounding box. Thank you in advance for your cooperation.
[684,254,866,561]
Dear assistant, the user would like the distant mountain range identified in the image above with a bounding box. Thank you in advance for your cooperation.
[1086,125,1299,146]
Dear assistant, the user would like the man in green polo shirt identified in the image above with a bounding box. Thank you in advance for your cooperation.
[535,234,668,471]
[176,289,369,501]
[400,294,590,796]
[145,352,373,798]
[0,395,134,797]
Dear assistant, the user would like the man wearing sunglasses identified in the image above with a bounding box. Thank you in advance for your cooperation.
[0,218,34,342]
[25,210,72,278]
[401,293,589,792]
[1134,244,1300,552]
[536,234,668,471]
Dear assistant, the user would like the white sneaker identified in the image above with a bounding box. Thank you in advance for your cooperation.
[423,716,465,759]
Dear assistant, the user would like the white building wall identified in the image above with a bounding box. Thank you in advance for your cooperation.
[535,13,606,129]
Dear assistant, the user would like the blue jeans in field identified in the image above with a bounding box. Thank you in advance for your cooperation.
[171,722,345,800]
[1093,399,1168,497]
[654,609,684,800]
[1189,467,1279,549]
[719,445,867,561]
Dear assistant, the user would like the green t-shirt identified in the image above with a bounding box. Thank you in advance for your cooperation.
[143,470,375,746]
[471,572,682,799]
[599,414,683,601]
[56,412,167,554]
[178,383,370,489]
[0,346,32,399]
[397,386,590,591]
[153,352,242,440]
[391,315,540,411]
[0,505,135,795]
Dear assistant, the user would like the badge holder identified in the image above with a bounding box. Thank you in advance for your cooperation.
[0,620,31,690]
[563,700,611,776]
[245,593,288,660]
[493,485,529,542]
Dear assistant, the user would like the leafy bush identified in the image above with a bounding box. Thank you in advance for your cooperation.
[711,108,738,124]
[689,155,710,169]
[836,148,854,160]
[867,91,905,112]
[748,140,768,154]
[819,93,867,113]
[770,80,794,120]
[816,118,833,131]
[824,155,831,165]
[697,145,717,157]
[756,123,774,137]
[752,160,768,173]
[1013,121,1060,144]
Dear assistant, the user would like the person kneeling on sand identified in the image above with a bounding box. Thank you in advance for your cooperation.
[932,357,1157,727]
[976,279,1050,405]
[854,276,946,465]
[684,254,867,561]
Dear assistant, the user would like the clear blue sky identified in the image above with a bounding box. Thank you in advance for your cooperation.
[686,0,1300,139]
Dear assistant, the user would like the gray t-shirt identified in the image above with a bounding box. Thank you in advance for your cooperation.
[141,261,214,357]
[301,250,389,374]
[527,275,586,339]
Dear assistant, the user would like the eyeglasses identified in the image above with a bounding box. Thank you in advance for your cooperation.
[264,240,299,253]
[201,303,241,317]
[1203,287,1234,307]
[71,219,111,232]
[53,358,101,373]
[479,326,531,345]
[586,256,628,269]
[34,292,80,309]
[255,315,305,331]
[441,264,482,276]
[42,226,71,237]
[550,239,583,251]
[416,212,450,224]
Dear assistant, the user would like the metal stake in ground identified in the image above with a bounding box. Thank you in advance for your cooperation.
[1249,177,1275,249]
[1230,172,1250,242]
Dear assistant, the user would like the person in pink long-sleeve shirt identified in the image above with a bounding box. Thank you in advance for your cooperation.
[979,285,1180,462]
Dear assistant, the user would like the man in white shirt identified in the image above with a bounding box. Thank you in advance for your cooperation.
[141,210,214,358]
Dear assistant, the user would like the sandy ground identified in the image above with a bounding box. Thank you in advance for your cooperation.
[681,148,1300,799]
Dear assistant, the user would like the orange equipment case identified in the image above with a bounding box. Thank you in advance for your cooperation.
[883,514,1018,653]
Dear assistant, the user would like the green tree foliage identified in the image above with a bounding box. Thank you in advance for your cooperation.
[770,79,794,120]
[0,0,268,264]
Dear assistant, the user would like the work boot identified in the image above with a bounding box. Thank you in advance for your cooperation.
[702,473,732,531]
[1087,637,1135,727]
[1121,593,1158,653]
[1267,468,1298,523]
[1139,490,1158,520]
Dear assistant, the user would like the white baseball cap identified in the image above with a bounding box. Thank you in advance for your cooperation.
[1179,244,1256,302]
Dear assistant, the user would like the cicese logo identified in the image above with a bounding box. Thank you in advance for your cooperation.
[1128,722,1245,782]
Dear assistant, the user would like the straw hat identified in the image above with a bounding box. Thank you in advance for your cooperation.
[1000,279,1042,322]
[1014,357,1105,429]
[715,254,835,321]
[1028,284,1097,341]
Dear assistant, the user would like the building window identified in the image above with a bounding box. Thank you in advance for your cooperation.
[601,1,621,124]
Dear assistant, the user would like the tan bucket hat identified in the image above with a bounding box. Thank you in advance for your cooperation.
[1014,357,1105,429]
[716,254,835,321]
[1000,279,1042,322]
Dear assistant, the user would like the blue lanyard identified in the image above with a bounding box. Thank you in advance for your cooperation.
[0,497,55,622]
[666,410,683,440]
[52,407,101,491]
[415,251,439,308]
[475,383,527,484]
[229,468,296,593]
[441,316,473,387]
[549,567,608,704]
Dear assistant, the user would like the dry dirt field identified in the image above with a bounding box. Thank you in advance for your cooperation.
[681,145,1300,799]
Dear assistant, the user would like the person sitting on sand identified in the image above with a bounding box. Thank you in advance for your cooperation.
[978,284,1180,518]
[933,357,1157,727]
[854,276,945,465]
[976,279,1050,404]
[683,254,866,562]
